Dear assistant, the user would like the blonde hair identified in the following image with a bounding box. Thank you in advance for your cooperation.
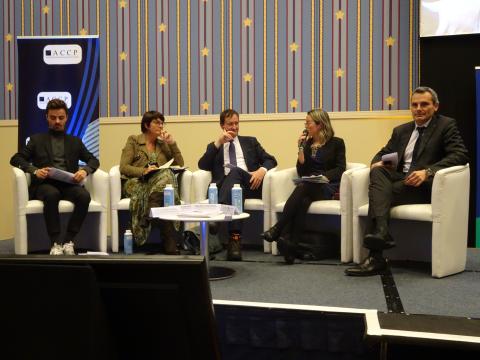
[307,108,334,143]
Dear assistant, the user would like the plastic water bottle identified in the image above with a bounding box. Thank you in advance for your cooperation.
[231,184,243,213]
[208,183,218,204]
[123,229,133,255]
[164,184,175,207]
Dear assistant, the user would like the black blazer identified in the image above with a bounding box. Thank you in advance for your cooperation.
[10,132,99,194]
[372,114,468,175]
[198,135,277,185]
[297,136,346,182]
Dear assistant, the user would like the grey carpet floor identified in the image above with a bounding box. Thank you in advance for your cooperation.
[1,239,479,318]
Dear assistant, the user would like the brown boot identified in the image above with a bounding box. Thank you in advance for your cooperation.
[227,232,242,261]
[160,221,180,255]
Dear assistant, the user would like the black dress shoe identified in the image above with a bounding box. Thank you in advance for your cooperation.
[344,256,387,276]
[277,236,296,264]
[260,225,282,243]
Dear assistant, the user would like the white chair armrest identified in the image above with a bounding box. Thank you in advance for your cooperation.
[88,169,109,209]
[270,168,298,206]
[431,164,470,225]
[351,167,371,211]
[109,165,122,209]
[260,167,277,211]
[179,169,193,204]
[12,167,30,215]
[192,170,212,203]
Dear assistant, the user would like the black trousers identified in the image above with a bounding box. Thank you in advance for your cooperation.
[218,167,262,233]
[367,166,431,235]
[275,182,333,243]
[34,180,91,245]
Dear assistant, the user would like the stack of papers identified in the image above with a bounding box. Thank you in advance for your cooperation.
[293,175,329,185]
[149,204,239,219]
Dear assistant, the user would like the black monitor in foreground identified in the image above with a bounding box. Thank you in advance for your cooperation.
[0,255,220,360]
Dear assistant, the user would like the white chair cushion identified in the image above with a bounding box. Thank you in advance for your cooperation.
[358,204,433,222]
[116,197,187,211]
[25,200,103,214]
[245,199,264,211]
[274,200,341,215]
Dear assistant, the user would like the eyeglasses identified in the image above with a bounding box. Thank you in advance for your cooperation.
[151,119,164,126]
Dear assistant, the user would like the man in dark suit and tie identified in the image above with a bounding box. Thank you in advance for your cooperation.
[10,99,99,255]
[345,86,468,276]
[198,109,277,261]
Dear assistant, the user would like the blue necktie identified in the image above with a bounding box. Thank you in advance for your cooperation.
[228,141,237,166]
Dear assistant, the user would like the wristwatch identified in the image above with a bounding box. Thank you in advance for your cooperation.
[425,168,434,178]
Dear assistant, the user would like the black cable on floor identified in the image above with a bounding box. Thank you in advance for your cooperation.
[380,266,405,314]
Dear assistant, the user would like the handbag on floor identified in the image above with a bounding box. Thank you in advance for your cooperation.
[180,226,223,255]
[296,231,340,260]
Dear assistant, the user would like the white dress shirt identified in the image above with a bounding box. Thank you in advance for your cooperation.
[402,118,432,173]
[223,136,248,175]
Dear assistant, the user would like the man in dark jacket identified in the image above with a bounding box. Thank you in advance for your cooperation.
[345,87,468,276]
[10,99,99,255]
[198,109,277,260]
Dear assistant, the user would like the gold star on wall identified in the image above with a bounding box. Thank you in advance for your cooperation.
[290,99,298,109]
[244,17,252,27]
[385,36,396,47]
[385,96,396,105]
[5,33,12,42]
[79,28,88,35]
[336,68,344,78]
[159,76,167,86]
[201,101,209,111]
[289,42,299,52]
[336,10,344,20]
[201,47,209,56]
[120,104,128,113]
[158,23,167,32]
[119,52,127,61]
[6,83,13,92]
[42,5,49,14]
[119,0,127,9]
[243,73,252,82]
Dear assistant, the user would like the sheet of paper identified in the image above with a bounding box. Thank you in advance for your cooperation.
[293,175,329,185]
[381,152,398,168]
[158,158,175,169]
[48,167,85,185]
[78,251,109,256]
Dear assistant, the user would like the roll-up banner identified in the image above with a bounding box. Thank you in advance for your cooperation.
[476,67,480,247]
[17,36,100,158]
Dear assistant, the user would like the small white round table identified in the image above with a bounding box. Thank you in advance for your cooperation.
[151,212,250,280]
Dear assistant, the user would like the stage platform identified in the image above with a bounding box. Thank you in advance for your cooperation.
[1,239,479,358]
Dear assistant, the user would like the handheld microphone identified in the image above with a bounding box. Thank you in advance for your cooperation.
[300,129,308,147]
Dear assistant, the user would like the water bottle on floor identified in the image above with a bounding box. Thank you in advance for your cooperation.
[208,183,218,204]
[123,229,133,255]
[164,184,174,207]
[231,184,243,213]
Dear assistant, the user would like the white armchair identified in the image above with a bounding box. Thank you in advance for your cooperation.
[351,164,470,278]
[191,168,276,252]
[109,165,193,252]
[269,162,366,262]
[12,167,109,254]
